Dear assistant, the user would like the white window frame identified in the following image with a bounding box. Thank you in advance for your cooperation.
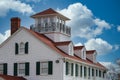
[0,64,3,74]
[40,62,48,75]
[69,43,73,56]
[18,63,25,76]
[68,63,71,75]
[19,42,25,53]
[82,49,86,59]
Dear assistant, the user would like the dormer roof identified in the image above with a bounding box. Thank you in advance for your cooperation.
[31,8,70,20]
[74,46,84,50]
[86,50,96,54]
[0,74,26,80]
[55,41,71,46]
[0,27,106,70]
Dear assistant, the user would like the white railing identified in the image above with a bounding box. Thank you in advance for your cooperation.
[30,22,71,35]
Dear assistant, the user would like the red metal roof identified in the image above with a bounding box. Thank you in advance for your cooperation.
[55,41,71,46]
[31,8,70,20]
[23,27,106,70]
[74,46,84,50]
[32,8,58,16]
[0,74,26,80]
[86,50,96,54]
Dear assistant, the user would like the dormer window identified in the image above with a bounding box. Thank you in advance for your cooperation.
[93,52,97,63]
[69,43,74,56]
[86,50,97,63]
[55,41,73,56]
[81,48,86,60]
[83,50,85,59]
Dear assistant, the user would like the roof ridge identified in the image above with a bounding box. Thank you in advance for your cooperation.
[55,41,71,46]
[74,45,84,50]
[22,27,106,70]
[86,50,96,54]
[31,8,70,20]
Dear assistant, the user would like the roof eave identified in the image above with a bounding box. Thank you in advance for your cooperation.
[31,13,70,20]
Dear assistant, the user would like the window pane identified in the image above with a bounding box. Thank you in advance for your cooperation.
[19,69,25,74]
[0,64,3,74]
[68,63,71,74]
[0,64,3,70]
[40,62,48,74]
[19,63,25,69]
[18,63,25,75]
[20,42,25,53]
[80,66,82,77]
[42,62,48,68]
[92,68,94,76]
[41,68,48,74]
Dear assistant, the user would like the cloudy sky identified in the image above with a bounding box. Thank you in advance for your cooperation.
[0,0,120,70]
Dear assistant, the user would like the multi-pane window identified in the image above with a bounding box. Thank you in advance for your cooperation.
[40,62,48,75]
[18,63,25,75]
[68,63,71,75]
[84,66,87,77]
[0,64,3,74]
[14,62,29,76]
[66,62,70,75]
[71,63,74,76]
[15,42,29,54]
[82,50,86,59]
[80,65,82,77]
[103,71,105,78]
[19,42,25,53]
[92,68,94,77]
[96,69,98,76]
[75,64,78,77]
[99,70,101,77]
[0,63,7,75]
[69,44,73,55]
[88,67,90,77]
[36,61,53,75]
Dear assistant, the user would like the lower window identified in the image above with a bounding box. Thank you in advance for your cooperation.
[0,63,7,75]
[40,62,48,75]
[18,63,25,75]
[36,61,53,75]
[14,62,29,76]
[0,64,3,74]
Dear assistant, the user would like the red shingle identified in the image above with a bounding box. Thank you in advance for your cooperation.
[0,74,26,80]
[86,50,96,54]
[23,27,106,70]
[32,8,58,16]
[31,8,70,20]
[74,46,84,50]
[55,41,71,46]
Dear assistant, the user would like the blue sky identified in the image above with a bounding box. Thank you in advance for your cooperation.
[0,0,120,69]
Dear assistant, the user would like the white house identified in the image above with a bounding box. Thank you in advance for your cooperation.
[0,8,106,80]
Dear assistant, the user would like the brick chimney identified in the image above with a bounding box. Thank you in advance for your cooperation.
[11,17,21,35]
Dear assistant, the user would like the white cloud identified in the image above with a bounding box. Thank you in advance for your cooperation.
[100,62,120,73]
[84,38,113,55]
[100,62,113,69]
[0,30,10,44]
[117,26,120,32]
[0,0,34,17]
[57,3,111,39]
[114,44,120,50]
[25,0,41,3]
[75,42,83,46]
[116,59,120,66]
